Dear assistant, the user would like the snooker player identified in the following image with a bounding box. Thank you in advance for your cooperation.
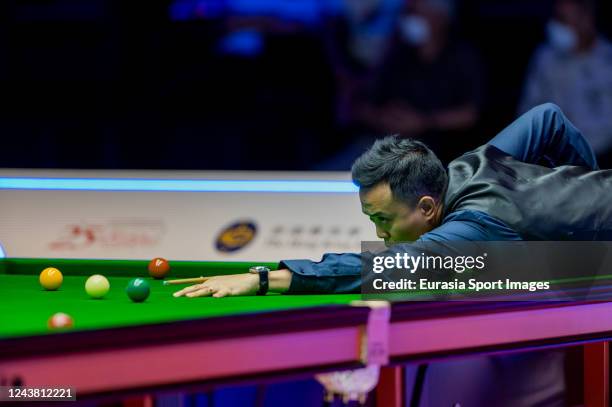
[174,103,605,406]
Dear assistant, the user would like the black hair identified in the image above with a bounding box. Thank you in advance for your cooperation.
[351,136,448,206]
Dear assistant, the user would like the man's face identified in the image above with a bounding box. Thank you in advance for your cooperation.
[408,0,449,34]
[360,182,439,245]
[555,0,594,39]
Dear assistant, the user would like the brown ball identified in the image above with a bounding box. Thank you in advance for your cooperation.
[148,257,170,279]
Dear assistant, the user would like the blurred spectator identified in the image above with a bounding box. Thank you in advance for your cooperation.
[519,0,612,167]
[320,0,485,169]
[324,0,404,125]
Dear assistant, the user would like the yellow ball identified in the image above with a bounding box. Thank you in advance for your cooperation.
[40,267,63,290]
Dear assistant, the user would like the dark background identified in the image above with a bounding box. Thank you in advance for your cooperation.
[1,0,611,170]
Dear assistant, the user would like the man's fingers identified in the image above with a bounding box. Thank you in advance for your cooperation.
[212,289,230,298]
[186,286,214,298]
[173,283,204,297]
[173,288,188,297]
[184,284,206,293]
[173,274,252,299]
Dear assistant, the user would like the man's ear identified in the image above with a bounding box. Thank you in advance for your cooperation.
[417,196,436,217]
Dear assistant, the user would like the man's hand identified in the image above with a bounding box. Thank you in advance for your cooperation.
[173,274,259,298]
[173,269,293,298]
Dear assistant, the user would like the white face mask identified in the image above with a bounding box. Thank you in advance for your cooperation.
[547,20,577,52]
[399,15,431,46]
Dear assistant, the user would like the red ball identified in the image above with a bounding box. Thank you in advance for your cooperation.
[48,312,74,329]
[148,257,170,279]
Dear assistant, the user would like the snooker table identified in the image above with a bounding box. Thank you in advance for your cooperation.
[0,258,374,402]
[2,258,612,406]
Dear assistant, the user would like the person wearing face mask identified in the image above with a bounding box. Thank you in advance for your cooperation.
[356,0,485,166]
[519,0,612,167]
[323,0,404,127]
[315,0,484,170]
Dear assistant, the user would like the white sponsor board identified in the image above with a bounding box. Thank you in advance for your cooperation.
[0,169,376,262]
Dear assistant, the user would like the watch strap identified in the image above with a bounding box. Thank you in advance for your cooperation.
[256,269,269,296]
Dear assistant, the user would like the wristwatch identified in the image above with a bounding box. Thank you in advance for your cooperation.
[249,266,270,296]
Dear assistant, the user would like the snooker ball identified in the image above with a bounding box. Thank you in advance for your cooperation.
[39,267,63,290]
[85,274,110,299]
[126,278,150,302]
[148,257,170,279]
[48,312,73,329]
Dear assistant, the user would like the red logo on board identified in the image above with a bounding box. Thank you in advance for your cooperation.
[49,219,165,250]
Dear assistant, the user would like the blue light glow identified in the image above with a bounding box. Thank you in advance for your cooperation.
[0,242,5,258]
[0,177,359,193]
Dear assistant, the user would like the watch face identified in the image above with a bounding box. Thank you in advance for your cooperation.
[250,266,270,273]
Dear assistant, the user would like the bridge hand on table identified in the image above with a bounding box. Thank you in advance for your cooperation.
[173,274,259,298]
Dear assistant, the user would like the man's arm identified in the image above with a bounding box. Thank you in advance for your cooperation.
[172,255,362,297]
[280,253,362,294]
[173,270,293,298]
[280,210,522,294]
[488,103,599,169]
[174,213,520,298]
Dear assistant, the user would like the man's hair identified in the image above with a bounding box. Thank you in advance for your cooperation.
[351,136,448,206]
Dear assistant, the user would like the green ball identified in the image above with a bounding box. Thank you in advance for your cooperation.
[85,274,110,299]
[126,278,150,303]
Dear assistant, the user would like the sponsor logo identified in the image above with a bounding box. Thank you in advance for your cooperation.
[215,221,257,253]
[266,224,364,251]
[49,219,165,250]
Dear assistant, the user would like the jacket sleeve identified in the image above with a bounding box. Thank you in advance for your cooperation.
[279,253,362,294]
[488,103,599,170]
[279,210,518,294]
[281,240,468,294]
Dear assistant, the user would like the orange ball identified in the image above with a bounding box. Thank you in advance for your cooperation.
[148,257,170,279]
[40,267,63,290]
[48,312,73,329]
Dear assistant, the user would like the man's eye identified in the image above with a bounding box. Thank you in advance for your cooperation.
[369,216,389,225]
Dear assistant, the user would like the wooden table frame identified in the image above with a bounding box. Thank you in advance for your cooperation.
[1,301,611,406]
